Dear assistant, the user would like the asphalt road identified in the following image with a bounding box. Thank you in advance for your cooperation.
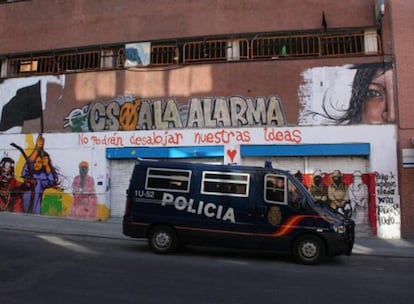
[1,229,413,304]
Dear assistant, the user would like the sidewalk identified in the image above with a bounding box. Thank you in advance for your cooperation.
[1,212,414,258]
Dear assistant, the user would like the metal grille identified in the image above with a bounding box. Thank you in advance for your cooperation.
[1,31,382,78]
[151,45,179,66]
[252,34,320,59]
[183,39,249,63]
[57,50,101,71]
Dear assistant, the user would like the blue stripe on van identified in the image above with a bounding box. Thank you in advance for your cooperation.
[106,146,224,159]
[241,143,370,156]
[106,143,370,159]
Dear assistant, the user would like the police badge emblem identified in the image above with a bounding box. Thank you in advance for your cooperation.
[267,206,282,226]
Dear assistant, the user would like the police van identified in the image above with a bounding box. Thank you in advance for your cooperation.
[123,159,355,264]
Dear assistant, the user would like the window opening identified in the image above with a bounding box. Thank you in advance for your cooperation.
[321,33,365,56]
[201,171,250,197]
[145,167,191,193]
[265,174,287,204]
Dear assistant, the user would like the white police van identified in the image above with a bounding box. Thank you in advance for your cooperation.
[123,159,354,264]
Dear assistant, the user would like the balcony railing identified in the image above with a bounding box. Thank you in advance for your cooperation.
[1,31,382,78]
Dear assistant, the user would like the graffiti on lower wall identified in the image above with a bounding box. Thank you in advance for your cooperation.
[77,127,302,148]
[0,134,109,220]
[298,169,373,234]
[375,172,400,228]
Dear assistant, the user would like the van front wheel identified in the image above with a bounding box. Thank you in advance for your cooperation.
[148,226,178,254]
[293,235,325,265]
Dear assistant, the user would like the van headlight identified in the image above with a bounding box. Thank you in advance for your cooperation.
[334,225,346,234]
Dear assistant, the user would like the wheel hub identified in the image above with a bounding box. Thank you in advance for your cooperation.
[301,241,317,258]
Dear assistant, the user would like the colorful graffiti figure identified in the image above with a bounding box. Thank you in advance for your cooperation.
[0,157,29,212]
[70,161,98,219]
[328,170,351,217]
[22,135,59,214]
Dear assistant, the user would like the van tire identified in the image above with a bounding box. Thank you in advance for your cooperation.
[292,235,325,265]
[148,225,178,254]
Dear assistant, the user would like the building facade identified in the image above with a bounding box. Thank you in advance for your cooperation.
[0,0,412,239]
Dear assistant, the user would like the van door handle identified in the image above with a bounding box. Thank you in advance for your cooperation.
[246,206,255,216]
[258,206,268,217]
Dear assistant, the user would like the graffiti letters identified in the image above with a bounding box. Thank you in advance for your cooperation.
[129,131,184,146]
[263,127,302,144]
[65,95,285,132]
[79,133,124,146]
[376,172,400,227]
[376,172,396,195]
[194,129,251,144]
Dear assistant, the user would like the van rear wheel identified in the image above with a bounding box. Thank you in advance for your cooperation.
[148,225,178,254]
[293,235,325,265]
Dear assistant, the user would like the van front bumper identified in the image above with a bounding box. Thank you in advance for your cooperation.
[322,219,355,257]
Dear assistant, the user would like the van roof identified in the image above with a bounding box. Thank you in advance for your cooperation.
[135,158,293,176]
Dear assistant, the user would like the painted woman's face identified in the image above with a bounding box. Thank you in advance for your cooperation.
[34,156,43,171]
[362,69,395,124]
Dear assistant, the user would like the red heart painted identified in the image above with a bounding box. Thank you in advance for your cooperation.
[227,149,237,163]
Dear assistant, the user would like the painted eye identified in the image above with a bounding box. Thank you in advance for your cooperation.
[366,89,383,99]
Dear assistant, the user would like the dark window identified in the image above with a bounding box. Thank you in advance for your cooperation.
[201,171,249,197]
[145,168,191,193]
[265,174,287,204]
[321,33,365,56]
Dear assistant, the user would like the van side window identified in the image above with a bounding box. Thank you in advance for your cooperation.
[288,180,306,210]
[265,174,287,204]
[201,171,250,197]
[145,168,191,193]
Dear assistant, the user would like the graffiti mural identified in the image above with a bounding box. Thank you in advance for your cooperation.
[348,171,369,225]
[298,62,394,125]
[0,63,400,237]
[0,157,29,212]
[0,76,65,133]
[0,134,109,221]
[21,134,60,214]
[64,95,285,132]
[70,161,98,219]
[376,172,400,228]
[302,169,373,235]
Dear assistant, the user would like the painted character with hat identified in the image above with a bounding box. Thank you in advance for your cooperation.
[308,169,329,205]
[328,170,349,214]
[70,161,98,219]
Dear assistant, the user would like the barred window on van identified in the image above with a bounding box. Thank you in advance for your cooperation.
[145,168,191,193]
[201,171,250,197]
[264,174,287,204]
